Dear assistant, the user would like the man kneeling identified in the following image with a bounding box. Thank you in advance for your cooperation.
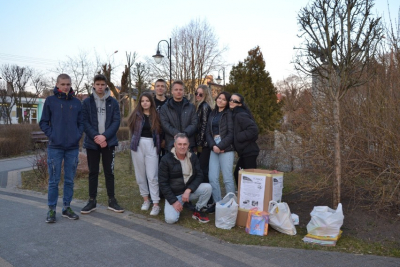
[159,133,211,223]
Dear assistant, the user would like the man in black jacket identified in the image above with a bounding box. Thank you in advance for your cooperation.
[160,80,198,152]
[159,133,211,223]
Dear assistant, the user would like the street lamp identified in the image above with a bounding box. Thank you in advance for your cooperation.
[108,50,118,64]
[216,68,225,86]
[153,38,172,92]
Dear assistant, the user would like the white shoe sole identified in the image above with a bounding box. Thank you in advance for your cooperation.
[81,207,96,214]
[108,207,124,213]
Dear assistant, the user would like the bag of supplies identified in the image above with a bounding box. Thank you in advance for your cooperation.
[215,192,238,229]
[268,201,297,235]
[245,209,269,236]
[306,203,344,236]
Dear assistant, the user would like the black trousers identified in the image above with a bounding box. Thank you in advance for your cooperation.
[87,146,116,199]
[197,146,211,183]
[234,155,258,186]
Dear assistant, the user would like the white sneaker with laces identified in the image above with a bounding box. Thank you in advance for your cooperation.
[150,205,161,216]
[141,201,151,211]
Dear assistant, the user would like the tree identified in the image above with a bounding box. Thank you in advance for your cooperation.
[148,19,227,94]
[132,62,152,97]
[294,0,383,207]
[0,64,48,124]
[225,46,283,133]
[55,51,101,98]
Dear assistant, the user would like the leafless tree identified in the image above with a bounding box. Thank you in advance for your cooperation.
[0,64,48,124]
[148,19,227,94]
[55,51,101,98]
[294,0,384,207]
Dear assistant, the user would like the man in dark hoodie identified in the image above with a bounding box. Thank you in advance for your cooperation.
[40,73,84,223]
[80,74,124,214]
[160,80,198,152]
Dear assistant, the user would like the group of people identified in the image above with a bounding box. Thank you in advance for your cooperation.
[39,74,260,225]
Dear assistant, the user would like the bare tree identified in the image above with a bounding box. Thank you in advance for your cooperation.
[0,64,48,124]
[148,19,227,94]
[294,0,384,207]
[132,62,152,97]
[56,51,101,98]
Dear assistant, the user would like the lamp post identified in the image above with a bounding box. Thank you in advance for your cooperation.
[215,67,225,86]
[153,38,172,93]
[108,50,118,64]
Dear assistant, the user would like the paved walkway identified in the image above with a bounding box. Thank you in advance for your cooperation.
[0,157,399,267]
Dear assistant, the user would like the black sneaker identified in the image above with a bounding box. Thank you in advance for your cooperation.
[81,199,97,214]
[192,209,210,223]
[108,198,124,213]
[207,203,216,214]
[62,207,79,220]
[46,209,56,223]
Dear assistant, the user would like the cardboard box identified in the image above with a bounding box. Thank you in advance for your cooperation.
[236,169,284,227]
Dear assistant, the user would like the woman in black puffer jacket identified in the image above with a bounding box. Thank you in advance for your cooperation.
[229,93,260,186]
[206,91,235,205]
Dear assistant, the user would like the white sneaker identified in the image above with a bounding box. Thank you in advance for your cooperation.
[150,205,161,216]
[141,201,151,211]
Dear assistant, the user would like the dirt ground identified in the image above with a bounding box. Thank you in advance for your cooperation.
[284,192,400,247]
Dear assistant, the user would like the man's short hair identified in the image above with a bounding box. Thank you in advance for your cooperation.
[171,80,184,89]
[94,74,108,83]
[155,79,166,85]
[56,74,71,83]
[174,133,189,143]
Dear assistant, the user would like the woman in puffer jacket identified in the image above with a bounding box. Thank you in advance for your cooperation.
[229,93,260,186]
[206,91,235,209]
[128,92,161,216]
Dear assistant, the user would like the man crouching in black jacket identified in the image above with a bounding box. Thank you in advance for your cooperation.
[159,133,211,223]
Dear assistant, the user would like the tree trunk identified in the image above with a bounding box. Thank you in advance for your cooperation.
[332,96,341,208]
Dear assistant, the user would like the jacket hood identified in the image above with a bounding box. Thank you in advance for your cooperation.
[92,88,111,101]
[53,86,75,100]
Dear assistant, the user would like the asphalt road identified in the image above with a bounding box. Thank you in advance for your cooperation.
[0,156,399,267]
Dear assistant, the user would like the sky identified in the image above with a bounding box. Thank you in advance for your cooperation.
[0,0,398,85]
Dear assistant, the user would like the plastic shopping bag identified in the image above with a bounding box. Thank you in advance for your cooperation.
[268,201,297,235]
[245,209,269,236]
[215,192,239,229]
[306,203,344,237]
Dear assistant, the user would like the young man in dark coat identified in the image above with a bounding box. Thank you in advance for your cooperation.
[80,74,124,214]
[40,73,84,223]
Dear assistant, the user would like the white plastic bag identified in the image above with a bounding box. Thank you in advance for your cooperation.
[306,203,344,236]
[215,192,238,229]
[268,201,297,235]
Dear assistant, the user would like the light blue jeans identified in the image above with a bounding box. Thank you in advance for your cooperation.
[47,148,79,208]
[164,183,212,224]
[208,136,235,203]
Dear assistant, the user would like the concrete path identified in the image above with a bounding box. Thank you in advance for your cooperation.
[0,157,399,267]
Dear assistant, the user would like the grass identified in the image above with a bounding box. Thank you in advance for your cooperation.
[21,150,400,258]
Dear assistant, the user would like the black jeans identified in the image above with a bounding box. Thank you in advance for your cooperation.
[197,146,211,183]
[86,146,116,199]
[234,155,258,186]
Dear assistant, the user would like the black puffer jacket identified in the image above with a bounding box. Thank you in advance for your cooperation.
[206,108,234,152]
[232,106,259,157]
[158,151,204,205]
[160,98,198,151]
[196,101,211,147]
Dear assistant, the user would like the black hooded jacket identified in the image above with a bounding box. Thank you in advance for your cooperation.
[231,106,259,157]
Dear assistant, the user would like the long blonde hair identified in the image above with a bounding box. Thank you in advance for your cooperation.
[194,85,214,110]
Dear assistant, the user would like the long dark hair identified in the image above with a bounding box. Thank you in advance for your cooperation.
[232,93,255,120]
[214,91,231,111]
[128,92,161,134]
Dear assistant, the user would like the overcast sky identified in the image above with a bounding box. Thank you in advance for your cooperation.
[0,0,398,84]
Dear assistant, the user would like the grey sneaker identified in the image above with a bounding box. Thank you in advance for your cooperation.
[62,207,79,220]
[141,201,151,211]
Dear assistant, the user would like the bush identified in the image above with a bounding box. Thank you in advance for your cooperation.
[117,127,129,141]
[0,124,41,158]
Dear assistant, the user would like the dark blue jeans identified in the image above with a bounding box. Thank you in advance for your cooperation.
[47,148,79,208]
